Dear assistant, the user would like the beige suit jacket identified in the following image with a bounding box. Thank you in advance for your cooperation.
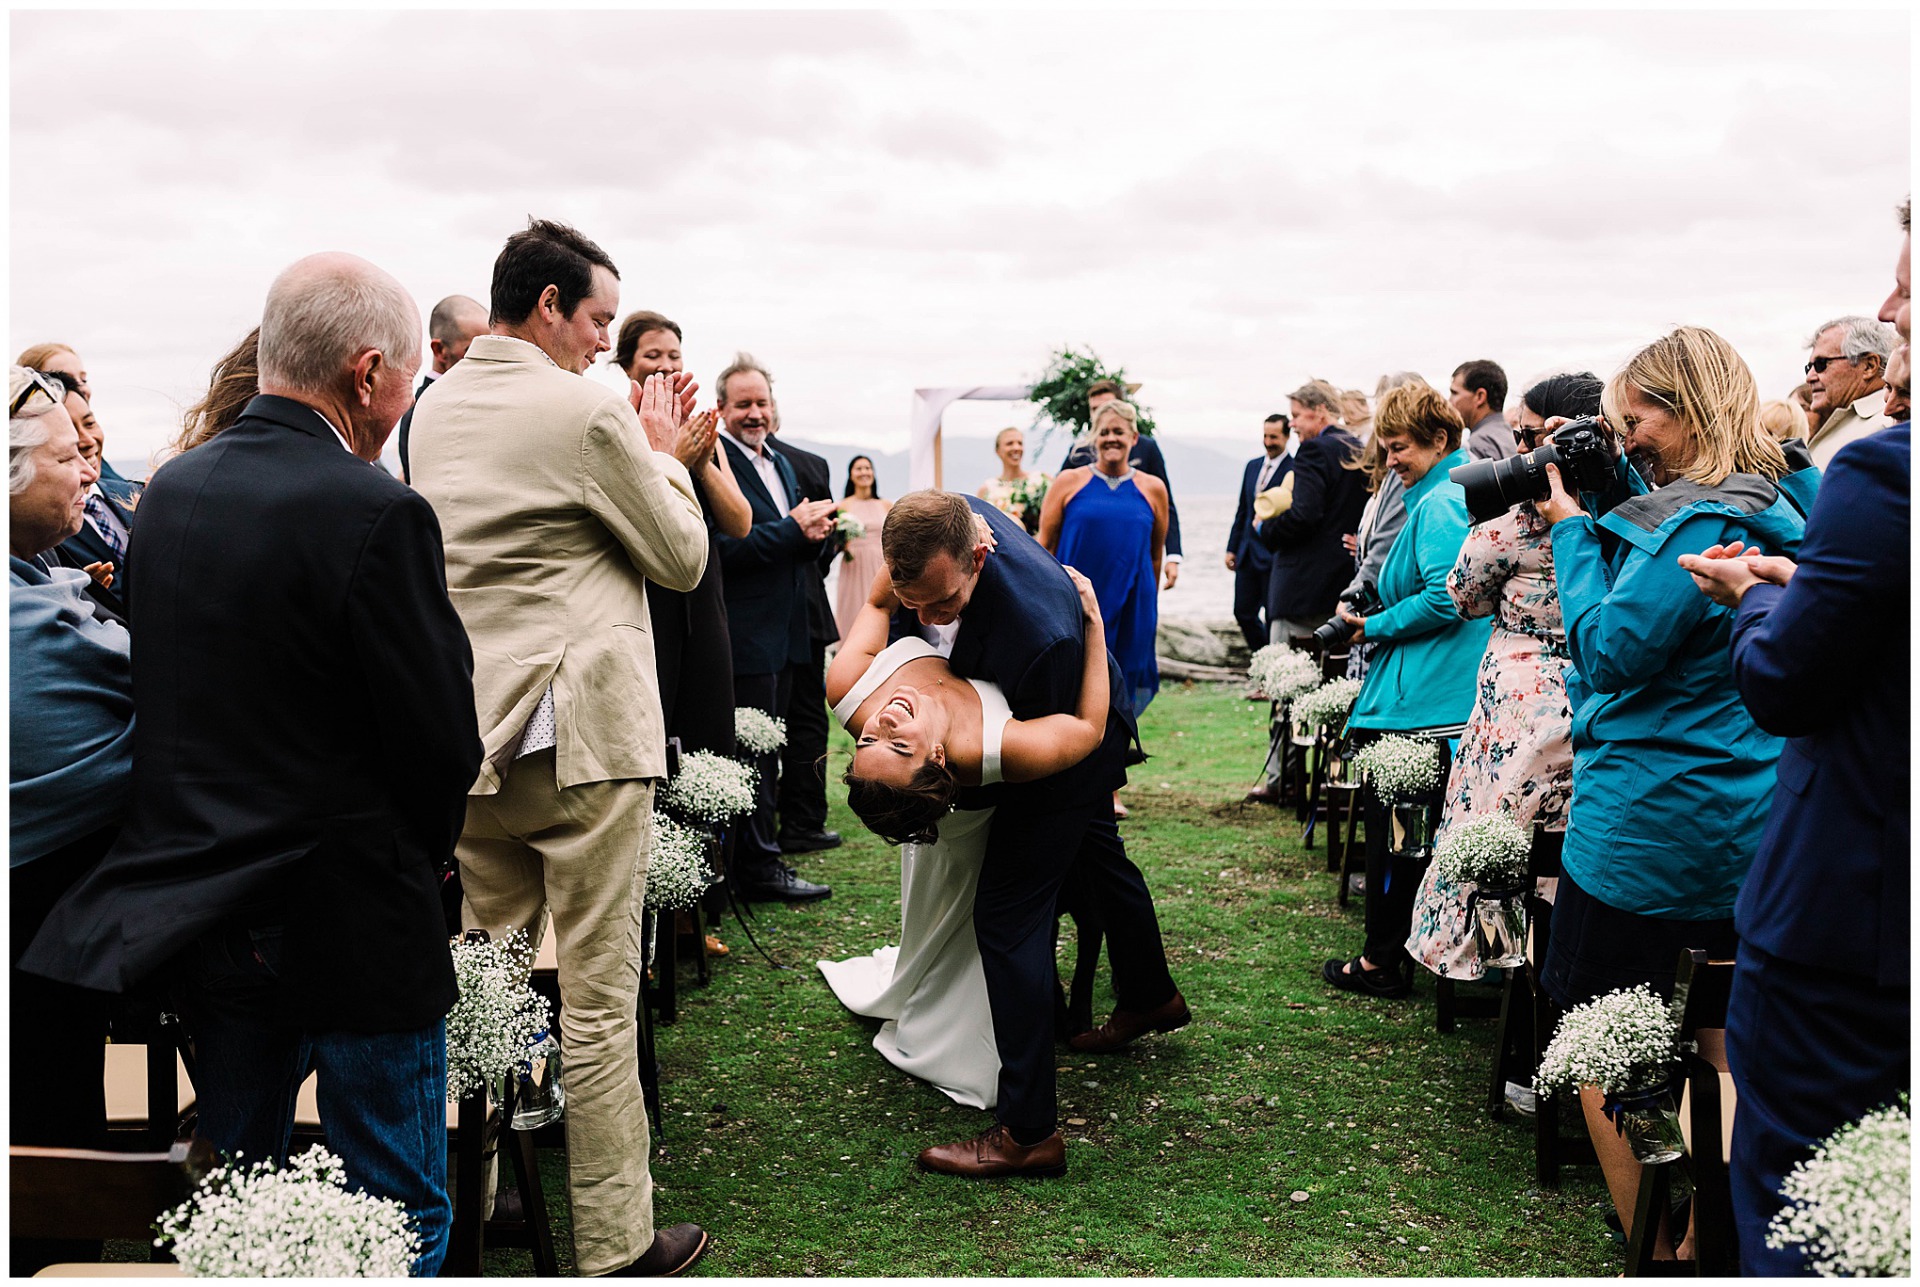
[410,335,708,793]
[1808,387,1893,470]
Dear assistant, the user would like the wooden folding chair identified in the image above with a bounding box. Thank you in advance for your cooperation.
[11,1138,213,1276]
[102,998,196,1152]
[1526,829,1600,1185]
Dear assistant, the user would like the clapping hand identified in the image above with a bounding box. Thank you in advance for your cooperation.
[1677,540,1798,608]
[673,409,720,470]
[791,497,838,542]
[634,372,698,455]
[83,560,115,590]
[1064,565,1104,630]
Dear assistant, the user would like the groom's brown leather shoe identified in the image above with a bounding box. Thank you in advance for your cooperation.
[917,1125,1066,1178]
[1068,990,1192,1053]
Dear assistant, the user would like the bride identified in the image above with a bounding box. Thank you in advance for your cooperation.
[816,563,1112,1108]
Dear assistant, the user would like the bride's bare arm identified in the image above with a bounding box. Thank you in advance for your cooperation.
[1000,567,1111,783]
[824,563,902,712]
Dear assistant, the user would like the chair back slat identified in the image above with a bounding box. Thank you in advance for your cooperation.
[11,1140,209,1243]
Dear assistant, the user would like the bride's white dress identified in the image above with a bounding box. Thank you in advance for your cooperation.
[817,638,1005,1109]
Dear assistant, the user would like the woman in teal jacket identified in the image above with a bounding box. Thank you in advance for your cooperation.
[1536,327,1816,1256]
[1323,383,1493,998]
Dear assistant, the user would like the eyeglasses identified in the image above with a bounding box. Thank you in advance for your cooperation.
[1804,354,1858,375]
[9,369,64,416]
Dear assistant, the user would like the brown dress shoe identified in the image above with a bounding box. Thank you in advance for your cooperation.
[917,1124,1066,1178]
[1243,784,1281,805]
[1068,990,1192,1053]
[608,1223,711,1277]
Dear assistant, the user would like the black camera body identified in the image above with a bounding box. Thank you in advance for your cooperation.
[1310,585,1384,651]
[1450,416,1615,524]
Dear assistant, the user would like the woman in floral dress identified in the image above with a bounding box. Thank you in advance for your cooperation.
[1405,373,1602,980]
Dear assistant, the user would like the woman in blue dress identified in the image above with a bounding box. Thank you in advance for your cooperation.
[1039,399,1167,818]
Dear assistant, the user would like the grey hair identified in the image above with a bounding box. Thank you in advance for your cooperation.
[1287,379,1343,415]
[1373,371,1428,396]
[715,351,774,405]
[257,255,421,393]
[10,365,62,496]
[1807,315,1899,364]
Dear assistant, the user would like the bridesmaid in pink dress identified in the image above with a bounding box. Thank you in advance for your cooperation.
[832,455,892,643]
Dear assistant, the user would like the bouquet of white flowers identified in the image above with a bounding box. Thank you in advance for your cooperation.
[1247,644,1321,703]
[1767,1097,1910,1277]
[645,809,715,912]
[733,707,788,755]
[1431,814,1532,889]
[1352,734,1442,802]
[446,931,552,1103]
[155,1145,418,1277]
[1291,677,1362,733]
[834,511,867,541]
[1533,984,1679,1097]
[661,751,757,825]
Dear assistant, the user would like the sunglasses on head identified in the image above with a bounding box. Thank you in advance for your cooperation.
[10,369,64,416]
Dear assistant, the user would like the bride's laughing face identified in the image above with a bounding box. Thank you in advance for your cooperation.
[853,684,951,785]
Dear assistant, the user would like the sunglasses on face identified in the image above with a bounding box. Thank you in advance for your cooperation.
[1804,354,1858,375]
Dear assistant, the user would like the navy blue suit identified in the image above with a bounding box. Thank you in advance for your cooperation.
[1227,452,1290,652]
[1258,427,1365,623]
[938,497,1174,1136]
[1722,425,1909,1274]
[1060,432,1181,559]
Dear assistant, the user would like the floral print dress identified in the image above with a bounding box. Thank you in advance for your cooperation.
[1406,506,1574,980]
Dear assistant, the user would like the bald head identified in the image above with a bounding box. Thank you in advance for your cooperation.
[428,294,489,374]
[258,252,420,394]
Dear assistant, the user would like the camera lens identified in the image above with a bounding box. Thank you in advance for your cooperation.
[1450,448,1552,524]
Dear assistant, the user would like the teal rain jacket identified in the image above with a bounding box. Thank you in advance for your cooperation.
[1350,448,1494,733]
[1551,451,1820,919]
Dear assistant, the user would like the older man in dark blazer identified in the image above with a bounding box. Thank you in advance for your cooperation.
[1258,380,1367,640]
[24,252,480,1276]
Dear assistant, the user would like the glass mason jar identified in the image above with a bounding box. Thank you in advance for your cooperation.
[1388,800,1436,858]
[1607,1070,1684,1164]
[1470,886,1529,969]
[511,1029,566,1130]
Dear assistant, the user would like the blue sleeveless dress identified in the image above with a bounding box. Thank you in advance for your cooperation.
[1055,472,1160,713]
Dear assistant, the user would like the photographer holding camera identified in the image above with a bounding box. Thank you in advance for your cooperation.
[1321,383,1492,999]
[1525,326,1817,1250]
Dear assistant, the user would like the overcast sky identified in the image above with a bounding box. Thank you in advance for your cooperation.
[10,7,1910,478]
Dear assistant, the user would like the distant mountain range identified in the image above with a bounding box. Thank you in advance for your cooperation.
[780,432,1258,500]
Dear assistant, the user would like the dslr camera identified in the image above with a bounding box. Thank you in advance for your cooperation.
[1310,585,1383,651]
[1449,416,1615,524]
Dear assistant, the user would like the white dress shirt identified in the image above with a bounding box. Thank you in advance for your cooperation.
[720,425,791,509]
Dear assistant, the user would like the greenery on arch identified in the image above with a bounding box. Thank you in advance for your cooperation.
[1027,345,1157,447]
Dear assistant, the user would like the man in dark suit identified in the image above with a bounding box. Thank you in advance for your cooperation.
[713,353,837,901]
[23,253,482,1277]
[395,293,487,483]
[887,491,1185,1178]
[1258,379,1367,640]
[1060,379,1184,584]
[1679,203,1909,1275]
[765,414,843,856]
[1226,413,1292,654]
[43,374,136,621]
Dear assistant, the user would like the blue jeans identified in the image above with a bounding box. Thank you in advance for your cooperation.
[179,923,452,1277]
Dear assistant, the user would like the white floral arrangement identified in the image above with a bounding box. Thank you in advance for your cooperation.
[1766,1097,1910,1277]
[645,809,715,912]
[1248,644,1321,703]
[1353,734,1442,802]
[661,751,757,825]
[155,1145,418,1277]
[1432,814,1532,889]
[1290,677,1362,733]
[446,931,552,1103]
[733,707,788,756]
[834,512,867,540]
[1534,984,1679,1098]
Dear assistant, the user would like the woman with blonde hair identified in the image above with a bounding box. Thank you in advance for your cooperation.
[174,328,262,456]
[977,426,1048,533]
[1534,325,1818,1256]
[1758,397,1810,443]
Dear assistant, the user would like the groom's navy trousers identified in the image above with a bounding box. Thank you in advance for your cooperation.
[938,496,1177,1138]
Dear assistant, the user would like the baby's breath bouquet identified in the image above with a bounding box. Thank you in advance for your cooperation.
[1248,644,1321,703]
[1534,984,1679,1098]
[1291,677,1362,734]
[1432,814,1531,890]
[1352,734,1442,802]
[661,751,757,825]
[1767,1097,1910,1277]
[155,1145,418,1277]
[446,931,552,1102]
[733,707,788,755]
[645,809,716,913]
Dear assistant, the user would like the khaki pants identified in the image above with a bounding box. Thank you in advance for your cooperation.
[458,749,655,1277]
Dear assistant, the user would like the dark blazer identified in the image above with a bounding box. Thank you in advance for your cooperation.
[1257,426,1366,619]
[395,372,433,483]
[1060,432,1182,558]
[1227,453,1291,572]
[766,436,842,646]
[22,395,482,1033]
[714,435,817,674]
[1731,424,1909,986]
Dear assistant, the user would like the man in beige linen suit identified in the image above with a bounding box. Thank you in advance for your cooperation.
[410,219,711,1278]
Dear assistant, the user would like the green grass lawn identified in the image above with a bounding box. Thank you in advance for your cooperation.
[497,682,1620,1276]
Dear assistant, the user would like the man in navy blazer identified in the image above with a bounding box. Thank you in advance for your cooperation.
[712,354,838,902]
[1258,381,1366,639]
[887,491,1185,1179]
[1225,414,1292,653]
[1679,203,1909,1273]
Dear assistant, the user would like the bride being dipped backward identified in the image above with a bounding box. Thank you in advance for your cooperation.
[817,559,1114,1111]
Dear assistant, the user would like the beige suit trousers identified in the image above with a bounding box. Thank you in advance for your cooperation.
[459,749,655,1276]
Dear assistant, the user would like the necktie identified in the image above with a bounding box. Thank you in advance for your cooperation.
[85,494,128,559]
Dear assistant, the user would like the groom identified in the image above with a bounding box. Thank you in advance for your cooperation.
[882,490,1188,1177]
